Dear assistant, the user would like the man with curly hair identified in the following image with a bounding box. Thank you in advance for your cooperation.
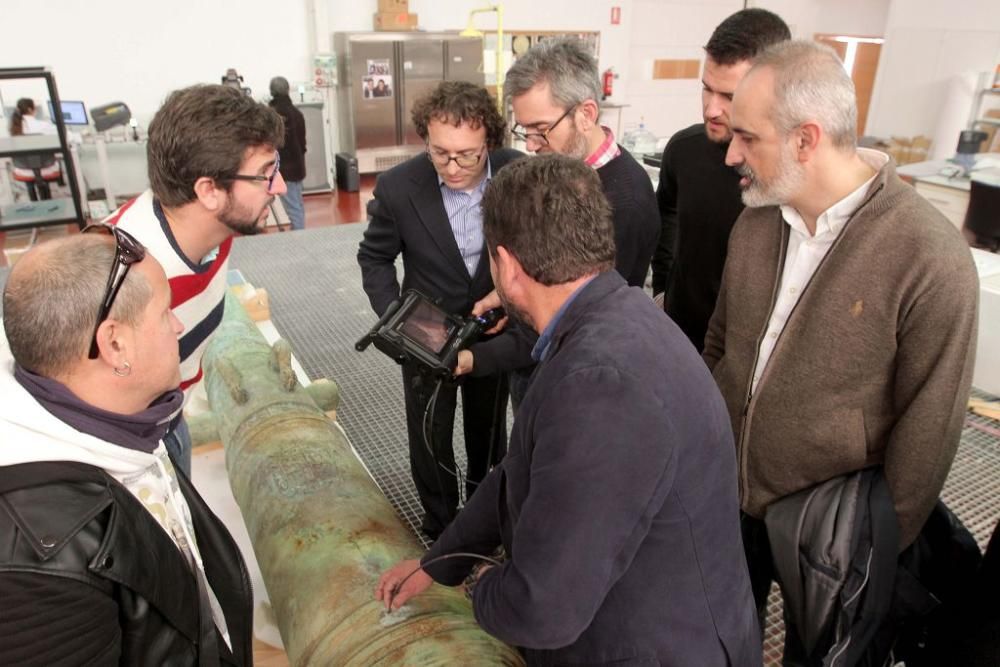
[357,81,521,539]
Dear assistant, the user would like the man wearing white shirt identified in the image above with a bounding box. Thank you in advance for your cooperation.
[703,40,978,652]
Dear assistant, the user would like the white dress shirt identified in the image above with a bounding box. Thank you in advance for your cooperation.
[751,149,889,394]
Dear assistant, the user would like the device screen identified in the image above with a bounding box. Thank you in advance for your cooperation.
[46,100,89,125]
[399,300,453,354]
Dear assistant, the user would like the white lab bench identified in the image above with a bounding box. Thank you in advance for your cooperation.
[972,248,1000,396]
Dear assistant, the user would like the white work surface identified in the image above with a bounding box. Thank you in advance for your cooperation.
[973,248,1000,396]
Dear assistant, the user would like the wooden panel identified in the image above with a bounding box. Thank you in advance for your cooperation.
[815,36,882,137]
[652,59,701,80]
[852,42,882,136]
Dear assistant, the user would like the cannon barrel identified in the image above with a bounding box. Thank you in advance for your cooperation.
[201,294,523,666]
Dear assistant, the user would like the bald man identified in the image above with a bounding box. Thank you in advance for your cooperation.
[0,230,253,666]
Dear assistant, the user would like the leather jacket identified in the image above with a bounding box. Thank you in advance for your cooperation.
[0,460,253,666]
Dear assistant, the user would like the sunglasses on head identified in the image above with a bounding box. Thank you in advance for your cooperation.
[81,223,147,359]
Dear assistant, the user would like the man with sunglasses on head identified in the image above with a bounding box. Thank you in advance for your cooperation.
[0,230,253,665]
[357,81,521,540]
[105,84,286,477]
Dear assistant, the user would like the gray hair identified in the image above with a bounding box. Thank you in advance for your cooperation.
[751,40,857,150]
[504,38,602,108]
[269,76,290,97]
[3,234,151,377]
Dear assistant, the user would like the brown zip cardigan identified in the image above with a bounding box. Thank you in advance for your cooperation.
[703,156,978,548]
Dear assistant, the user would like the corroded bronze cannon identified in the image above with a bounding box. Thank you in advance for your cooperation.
[200,293,523,666]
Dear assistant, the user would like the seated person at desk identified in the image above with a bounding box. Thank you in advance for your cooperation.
[8,98,62,201]
[0,231,253,665]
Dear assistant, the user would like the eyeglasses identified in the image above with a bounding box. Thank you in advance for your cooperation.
[82,223,147,359]
[426,144,486,169]
[510,105,577,146]
[224,150,282,191]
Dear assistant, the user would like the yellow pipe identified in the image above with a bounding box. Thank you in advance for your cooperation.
[461,5,504,113]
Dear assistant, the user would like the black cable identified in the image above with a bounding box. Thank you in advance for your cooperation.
[421,377,451,520]
[422,371,508,512]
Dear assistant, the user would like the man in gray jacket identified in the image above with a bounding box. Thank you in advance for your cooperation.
[703,39,978,651]
[377,154,760,665]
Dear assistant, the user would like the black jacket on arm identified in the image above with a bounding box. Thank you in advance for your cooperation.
[0,461,253,667]
[357,148,522,319]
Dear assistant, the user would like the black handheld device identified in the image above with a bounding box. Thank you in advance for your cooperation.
[356,290,505,378]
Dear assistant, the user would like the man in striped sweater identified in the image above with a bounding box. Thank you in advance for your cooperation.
[106,85,285,476]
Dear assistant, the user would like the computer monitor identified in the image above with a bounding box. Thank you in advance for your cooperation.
[46,100,89,126]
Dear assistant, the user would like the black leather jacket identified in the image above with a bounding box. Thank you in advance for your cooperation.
[0,460,253,666]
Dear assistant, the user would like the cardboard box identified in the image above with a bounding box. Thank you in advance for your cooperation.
[885,135,931,166]
[377,0,408,12]
[373,11,418,31]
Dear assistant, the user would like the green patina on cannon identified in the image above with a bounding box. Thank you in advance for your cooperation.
[199,293,523,666]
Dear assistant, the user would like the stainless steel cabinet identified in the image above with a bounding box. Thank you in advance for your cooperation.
[334,32,484,173]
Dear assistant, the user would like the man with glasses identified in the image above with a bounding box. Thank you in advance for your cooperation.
[0,231,253,665]
[105,84,285,477]
[452,38,659,400]
[506,37,659,289]
[357,81,522,540]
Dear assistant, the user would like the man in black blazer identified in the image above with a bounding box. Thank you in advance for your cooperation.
[357,81,521,539]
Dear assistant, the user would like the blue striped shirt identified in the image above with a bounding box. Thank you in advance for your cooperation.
[438,159,492,276]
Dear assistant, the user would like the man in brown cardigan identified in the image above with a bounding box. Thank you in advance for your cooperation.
[703,39,978,634]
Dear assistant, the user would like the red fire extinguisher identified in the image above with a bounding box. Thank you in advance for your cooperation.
[602,68,614,100]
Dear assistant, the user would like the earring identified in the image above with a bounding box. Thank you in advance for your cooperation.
[113,361,132,378]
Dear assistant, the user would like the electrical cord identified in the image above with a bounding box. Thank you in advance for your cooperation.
[421,372,508,509]
[390,551,505,605]
[421,377,452,520]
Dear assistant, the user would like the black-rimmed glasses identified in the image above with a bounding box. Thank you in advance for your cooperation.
[426,144,486,169]
[510,105,577,146]
[82,223,147,359]
[225,150,282,191]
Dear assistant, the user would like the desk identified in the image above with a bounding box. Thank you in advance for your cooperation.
[898,155,1000,229]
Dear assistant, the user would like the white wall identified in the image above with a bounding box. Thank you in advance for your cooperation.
[0,0,312,124]
[11,0,996,156]
[866,0,1000,149]
[620,0,892,139]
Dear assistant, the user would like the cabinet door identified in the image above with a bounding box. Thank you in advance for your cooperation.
[352,40,398,150]
[401,39,444,146]
[914,181,969,230]
[445,38,484,85]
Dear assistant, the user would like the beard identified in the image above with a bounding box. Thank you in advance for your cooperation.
[495,280,535,333]
[563,126,591,160]
[738,144,805,208]
[219,195,271,236]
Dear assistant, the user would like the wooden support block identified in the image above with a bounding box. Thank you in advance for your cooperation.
[968,398,1000,421]
[229,285,271,322]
